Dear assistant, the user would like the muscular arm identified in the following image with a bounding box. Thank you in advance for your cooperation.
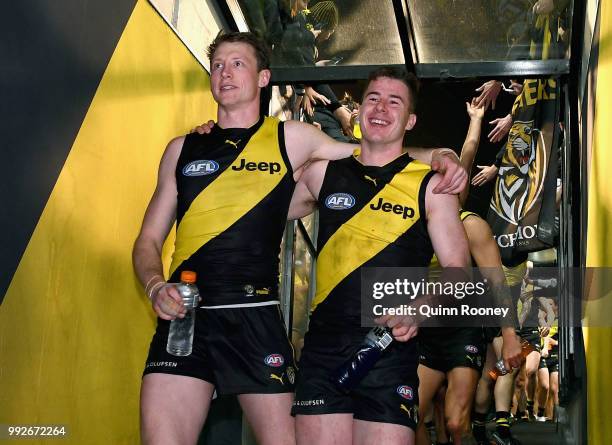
[287,160,328,220]
[374,173,467,341]
[132,137,185,319]
[463,215,522,368]
[463,216,519,329]
[284,119,355,169]
[425,174,470,268]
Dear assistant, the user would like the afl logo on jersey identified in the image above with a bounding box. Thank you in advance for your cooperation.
[325,193,356,210]
[264,354,285,367]
[397,385,414,400]
[183,160,219,176]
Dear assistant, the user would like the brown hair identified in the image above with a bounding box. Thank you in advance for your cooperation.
[206,31,271,71]
[366,67,419,112]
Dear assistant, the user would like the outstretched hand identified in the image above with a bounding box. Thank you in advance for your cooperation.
[471,164,499,186]
[466,99,485,120]
[488,114,513,143]
[474,80,502,110]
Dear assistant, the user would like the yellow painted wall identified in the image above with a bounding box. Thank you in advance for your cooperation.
[0,1,216,443]
[585,0,612,443]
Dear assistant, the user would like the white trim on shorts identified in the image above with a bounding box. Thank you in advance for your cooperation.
[199,301,280,309]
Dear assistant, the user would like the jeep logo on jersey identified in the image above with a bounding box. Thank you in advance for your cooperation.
[397,385,414,400]
[232,158,282,174]
[325,193,356,210]
[465,345,479,354]
[370,197,415,219]
[183,160,219,176]
[264,354,285,367]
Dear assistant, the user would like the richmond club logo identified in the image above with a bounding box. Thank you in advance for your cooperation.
[182,160,219,176]
[325,193,356,210]
[490,120,547,225]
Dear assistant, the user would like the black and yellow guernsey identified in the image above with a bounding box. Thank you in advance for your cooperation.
[169,116,294,306]
[309,151,435,334]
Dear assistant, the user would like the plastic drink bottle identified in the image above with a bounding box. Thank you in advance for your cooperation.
[166,271,199,356]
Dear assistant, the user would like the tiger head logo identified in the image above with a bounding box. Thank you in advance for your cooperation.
[491,119,547,225]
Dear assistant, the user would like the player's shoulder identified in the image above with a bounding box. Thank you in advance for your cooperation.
[167,134,186,148]
[302,159,329,183]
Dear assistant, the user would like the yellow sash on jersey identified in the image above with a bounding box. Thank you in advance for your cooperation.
[170,117,286,275]
[313,160,431,311]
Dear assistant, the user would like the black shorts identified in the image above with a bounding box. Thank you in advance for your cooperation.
[143,303,296,395]
[539,351,559,373]
[518,327,542,353]
[482,327,502,344]
[292,330,419,430]
[418,328,485,373]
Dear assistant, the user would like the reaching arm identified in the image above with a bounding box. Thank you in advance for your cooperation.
[458,101,485,205]
[132,137,185,320]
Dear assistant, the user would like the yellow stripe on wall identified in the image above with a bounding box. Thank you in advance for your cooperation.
[585,0,612,443]
[314,161,430,310]
[170,117,286,275]
[0,1,216,443]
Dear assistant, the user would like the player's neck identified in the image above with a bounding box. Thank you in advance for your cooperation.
[358,141,405,166]
[217,105,261,130]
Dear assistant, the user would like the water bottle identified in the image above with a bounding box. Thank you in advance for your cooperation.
[488,338,536,380]
[166,271,199,356]
[331,326,394,392]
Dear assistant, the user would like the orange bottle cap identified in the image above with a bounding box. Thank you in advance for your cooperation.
[180,271,197,283]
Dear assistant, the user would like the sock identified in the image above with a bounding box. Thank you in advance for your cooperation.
[496,411,511,438]
[526,400,534,416]
[472,411,488,442]
[537,407,545,418]
[515,409,525,419]
[425,420,435,435]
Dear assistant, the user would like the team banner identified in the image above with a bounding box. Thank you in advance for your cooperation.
[487,78,561,266]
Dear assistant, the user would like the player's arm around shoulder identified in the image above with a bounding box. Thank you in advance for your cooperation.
[288,160,328,220]
[283,119,355,171]
[424,173,470,268]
